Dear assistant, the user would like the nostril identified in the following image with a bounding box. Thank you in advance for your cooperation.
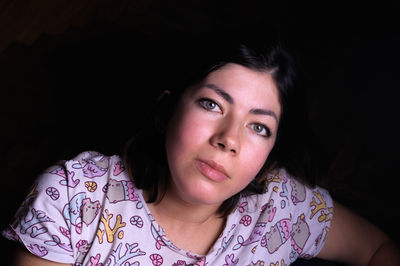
[217,142,236,154]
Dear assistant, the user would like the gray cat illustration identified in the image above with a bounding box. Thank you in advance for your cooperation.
[290,179,306,205]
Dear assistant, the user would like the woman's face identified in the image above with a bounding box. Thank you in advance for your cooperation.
[165,63,281,207]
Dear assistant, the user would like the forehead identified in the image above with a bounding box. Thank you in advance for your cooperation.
[205,63,277,87]
[187,63,281,116]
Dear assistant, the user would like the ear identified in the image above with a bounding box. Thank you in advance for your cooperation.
[157,90,171,103]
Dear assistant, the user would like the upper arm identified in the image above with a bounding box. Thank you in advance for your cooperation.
[317,201,389,265]
[13,245,72,266]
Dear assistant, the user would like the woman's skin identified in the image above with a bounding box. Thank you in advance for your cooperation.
[12,64,400,265]
[149,63,281,255]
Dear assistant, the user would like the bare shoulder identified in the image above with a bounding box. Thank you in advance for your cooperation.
[13,245,72,266]
[318,201,400,265]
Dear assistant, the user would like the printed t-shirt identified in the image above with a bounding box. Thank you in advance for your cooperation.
[2,151,334,265]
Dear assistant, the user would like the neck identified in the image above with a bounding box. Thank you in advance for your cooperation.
[145,188,222,226]
[144,188,226,255]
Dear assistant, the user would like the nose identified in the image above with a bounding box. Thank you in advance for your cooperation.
[210,119,241,155]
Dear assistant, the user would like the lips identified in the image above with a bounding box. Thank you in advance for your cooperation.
[195,159,229,182]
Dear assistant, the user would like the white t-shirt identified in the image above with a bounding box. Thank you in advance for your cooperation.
[2,151,333,265]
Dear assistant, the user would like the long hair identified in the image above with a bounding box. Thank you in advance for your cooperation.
[124,38,315,218]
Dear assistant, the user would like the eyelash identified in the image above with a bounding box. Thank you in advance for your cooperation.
[198,98,222,113]
[251,123,271,138]
[197,97,271,138]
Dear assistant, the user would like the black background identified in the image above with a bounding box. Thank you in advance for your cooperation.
[1,1,399,264]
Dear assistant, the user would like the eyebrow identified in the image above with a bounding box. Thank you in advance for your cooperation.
[204,84,234,104]
[203,83,279,122]
[250,108,279,122]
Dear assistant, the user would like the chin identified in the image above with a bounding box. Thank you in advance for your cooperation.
[179,181,229,207]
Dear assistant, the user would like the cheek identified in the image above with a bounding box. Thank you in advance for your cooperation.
[166,111,211,159]
[239,143,272,180]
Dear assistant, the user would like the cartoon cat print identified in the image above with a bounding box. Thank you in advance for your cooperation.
[72,155,109,178]
[62,192,101,234]
[103,178,139,204]
[262,199,277,222]
[261,218,291,254]
[81,198,101,225]
[75,240,91,265]
[233,198,278,250]
[291,214,310,255]
[290,179,306,205]
[261,213,310,255]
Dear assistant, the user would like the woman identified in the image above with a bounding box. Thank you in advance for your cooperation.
[4,39,399,265]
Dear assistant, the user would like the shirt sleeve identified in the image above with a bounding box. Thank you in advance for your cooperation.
[284,169,334,259]
[2,158,77,263]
